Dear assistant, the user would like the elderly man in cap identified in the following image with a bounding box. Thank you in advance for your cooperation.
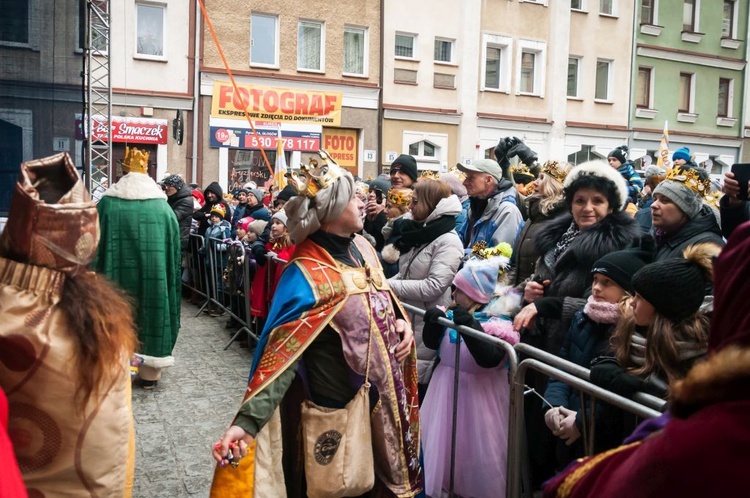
[390,154,418,189]
[650,166,723,261]
[457,158,523,251]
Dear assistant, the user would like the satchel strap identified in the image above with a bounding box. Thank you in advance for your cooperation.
[363,264,374,388]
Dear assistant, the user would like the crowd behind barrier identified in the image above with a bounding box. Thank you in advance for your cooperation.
[182,239,666,498]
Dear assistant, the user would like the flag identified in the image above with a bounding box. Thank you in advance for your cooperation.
[656,120,670,170]
[274,127,288,190]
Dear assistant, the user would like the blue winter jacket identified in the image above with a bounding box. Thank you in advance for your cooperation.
[458,182,523,252]
[617,162,644,204]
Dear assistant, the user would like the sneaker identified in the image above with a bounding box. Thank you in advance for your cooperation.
[141,380,158,390]
[210,309,226,317]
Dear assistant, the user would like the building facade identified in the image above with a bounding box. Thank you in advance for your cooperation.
[198,0,382,191]
[630,0,748,172]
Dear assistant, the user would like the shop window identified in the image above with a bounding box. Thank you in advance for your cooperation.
[136,3,165,58]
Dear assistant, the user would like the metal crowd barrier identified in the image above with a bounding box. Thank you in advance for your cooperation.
[184,233,208,304]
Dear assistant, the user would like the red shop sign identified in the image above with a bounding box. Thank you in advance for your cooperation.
[77,116,168,145]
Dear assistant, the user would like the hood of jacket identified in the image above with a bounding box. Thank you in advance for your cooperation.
[423,194,463,224]
[203,182,224,202]
[167,183,192,205]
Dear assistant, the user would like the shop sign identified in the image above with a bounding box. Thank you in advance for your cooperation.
[76,115,168,145]
[322,128,358,172]
[211,81,342,126]
[210,126,320,151]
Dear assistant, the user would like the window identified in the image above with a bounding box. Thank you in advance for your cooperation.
[571,0,584,10]
[395,33,416,59]
[600,0,614,15]
[298,20,324,72]
[0,0,29,43]
[567,57,580,97]
[481,34,512,92]
[718,78,733,117]
[517,39,546,96]
[636,67,652,108]
[723,1,736,38]
[136,3,165,57]
[641,0,656,24]
[409,141,436,158]
[343,26,367,76]
[683,0,696,32]
[251,13,278,66]
[595,59,611,100]
[434,38,454,63]
[678,72,694,112]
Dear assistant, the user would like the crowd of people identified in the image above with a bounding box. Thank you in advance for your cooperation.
[2,137,750,497]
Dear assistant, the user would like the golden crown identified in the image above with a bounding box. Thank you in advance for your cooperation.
[541,160,568,183]
[420,170,440,180]
[470,241,513,260]
[665,166,712,197]
[286,150,344,198]
[123,146,149,174]
[387,188,413,206]
[509,163,533,176]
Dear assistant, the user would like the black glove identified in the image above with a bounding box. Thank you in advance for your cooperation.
[451,307,475,328]
[423,307,446,325]
[590,362,645,397]
[507,141,538,166]
[252,244,267,267]
[493,136,515,162]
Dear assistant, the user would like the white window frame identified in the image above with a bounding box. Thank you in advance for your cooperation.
[722,0,739,39]
[718,77,734,118]
[403,131,448,167]
[641,0,659,25]
[434,37,455,65]
[571,0,587,12]
[600,0,617,16]
[594,58,613,102]
[134,2,166,61]
[297,19,325,73]
[343,25,368,77]
[480,33,513,93]
[683,0,701,33]
[636,65,655,109]
[516,39,546,97]
[395,32,417,60]
[250,12,279,68]
[567,56,582,98]
[520,0,549,6]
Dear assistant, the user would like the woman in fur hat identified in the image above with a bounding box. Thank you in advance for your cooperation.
[542,230,749,498]
[513,160,641,487]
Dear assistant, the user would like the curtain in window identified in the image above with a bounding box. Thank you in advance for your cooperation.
[595,61,609,100]
[567,58,578,97]
[520,52,535,93]
[434,40,450,62]
[395,35,413,58]
[299,23,321,70]
[137,4,164,56]
[485,47,501,89]
[636,69,650,107]
[344,29,364,74]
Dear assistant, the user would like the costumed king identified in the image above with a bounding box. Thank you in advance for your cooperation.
[211,150,424,497]
[91,146,181,389]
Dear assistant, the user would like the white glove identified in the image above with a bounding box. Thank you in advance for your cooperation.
[544,407,564,433]
[266,250,278,260]
[555,407,581,446]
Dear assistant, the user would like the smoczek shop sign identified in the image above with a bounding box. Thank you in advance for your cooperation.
[211,82,342,126]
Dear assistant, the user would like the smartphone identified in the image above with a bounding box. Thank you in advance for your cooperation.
[731,163,750,201]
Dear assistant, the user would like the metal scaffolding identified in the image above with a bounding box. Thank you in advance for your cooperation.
[85,0,112,195]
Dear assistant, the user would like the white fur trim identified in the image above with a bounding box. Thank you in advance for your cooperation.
[102,173,168,201]
[563,160,629,211]
[135,354,175,369]
[382,243,401,264]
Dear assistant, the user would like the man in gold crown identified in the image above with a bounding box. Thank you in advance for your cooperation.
[91,146,182,389]
[210,150,423,497]
[650,165,724,261]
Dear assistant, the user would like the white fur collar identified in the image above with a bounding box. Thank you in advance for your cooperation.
[102,173,167,201]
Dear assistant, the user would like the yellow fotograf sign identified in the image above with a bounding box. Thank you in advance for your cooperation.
[211,81,342,126]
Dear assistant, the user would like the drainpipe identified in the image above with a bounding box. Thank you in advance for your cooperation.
[376,0,385,176]
[627,1,638,152]
[191,0,202,183]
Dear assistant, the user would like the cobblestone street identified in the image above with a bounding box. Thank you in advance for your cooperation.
[131,299,252,497]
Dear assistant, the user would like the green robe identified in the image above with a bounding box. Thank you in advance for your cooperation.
[92,178,181,359]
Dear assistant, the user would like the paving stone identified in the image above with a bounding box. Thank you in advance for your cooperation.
[133,298,250,497]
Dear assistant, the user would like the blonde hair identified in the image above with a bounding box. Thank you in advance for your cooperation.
[532,162,572,216]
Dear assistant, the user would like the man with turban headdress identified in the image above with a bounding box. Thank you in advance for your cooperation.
[92,146,181,389]
[210,151,423,497]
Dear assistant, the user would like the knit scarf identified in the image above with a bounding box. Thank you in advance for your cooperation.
[551,221,580,262]
[583,295,621,324]
[629,327,707,367]
[393,215,456,254]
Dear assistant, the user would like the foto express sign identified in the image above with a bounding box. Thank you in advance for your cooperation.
[211,82,342,126]
[322,128,358,171]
